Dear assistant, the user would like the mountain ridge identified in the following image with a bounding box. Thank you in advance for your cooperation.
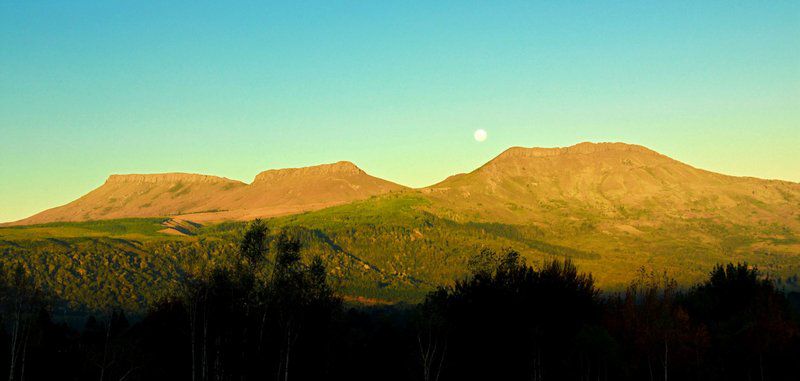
[9,161,405,225]
[8,142,800,228]
[4,141,800,300]
[104,173,244,185]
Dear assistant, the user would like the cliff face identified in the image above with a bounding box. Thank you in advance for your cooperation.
[252,161,364,183]
[104,173,240,185]
[494,142,661,159]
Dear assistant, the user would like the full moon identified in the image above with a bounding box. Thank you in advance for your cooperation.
[474,129,487,142]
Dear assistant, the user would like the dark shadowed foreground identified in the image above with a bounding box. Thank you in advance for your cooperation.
[1,221,799,381]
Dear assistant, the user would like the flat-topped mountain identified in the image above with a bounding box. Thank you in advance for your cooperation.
[252,160,365,182]
[424,142,800,228]
[185,161,407,222]
[16,173,246,225]
[12,162,405,225]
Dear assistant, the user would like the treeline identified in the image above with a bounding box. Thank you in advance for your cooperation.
[0,221,799,380]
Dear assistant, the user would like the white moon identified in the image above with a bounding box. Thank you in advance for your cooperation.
[474,129,487,142]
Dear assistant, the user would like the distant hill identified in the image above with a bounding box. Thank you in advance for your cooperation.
[11,161,406,226]
[423,142,800,226]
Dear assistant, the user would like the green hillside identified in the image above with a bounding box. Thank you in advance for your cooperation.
[2,192,800,311]
[0,218,171,240]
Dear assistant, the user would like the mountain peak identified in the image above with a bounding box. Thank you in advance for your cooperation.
[252,161,364,184]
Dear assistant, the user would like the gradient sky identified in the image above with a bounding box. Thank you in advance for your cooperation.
[1,1,799,223]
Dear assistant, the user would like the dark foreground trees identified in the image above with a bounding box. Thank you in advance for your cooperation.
[604,263,800,381]
[686,263,799,380]
[162,220,342,380]
[0,237,799,380]
[0,221,343,380]
[0,264,47,381]
[417,250,604,380]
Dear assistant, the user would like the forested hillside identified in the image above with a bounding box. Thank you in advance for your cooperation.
[1,234,799,380]
[2,193,800,311]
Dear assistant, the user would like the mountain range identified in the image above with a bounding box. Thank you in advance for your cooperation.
[11,160,405,226]
[12,142,800,231]
[3,142,799,308]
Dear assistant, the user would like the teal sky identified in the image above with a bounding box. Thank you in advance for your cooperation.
[1,1,799,223]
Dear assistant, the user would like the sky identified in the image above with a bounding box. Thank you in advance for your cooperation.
[1,1,799,223]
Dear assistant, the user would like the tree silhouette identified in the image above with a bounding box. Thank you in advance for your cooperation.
[1,243,799,381]
[686,263,798,380]
[419,249,603,380]
[0,264,47,381]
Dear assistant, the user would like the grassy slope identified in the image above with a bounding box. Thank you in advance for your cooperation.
[0,218,173,240]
